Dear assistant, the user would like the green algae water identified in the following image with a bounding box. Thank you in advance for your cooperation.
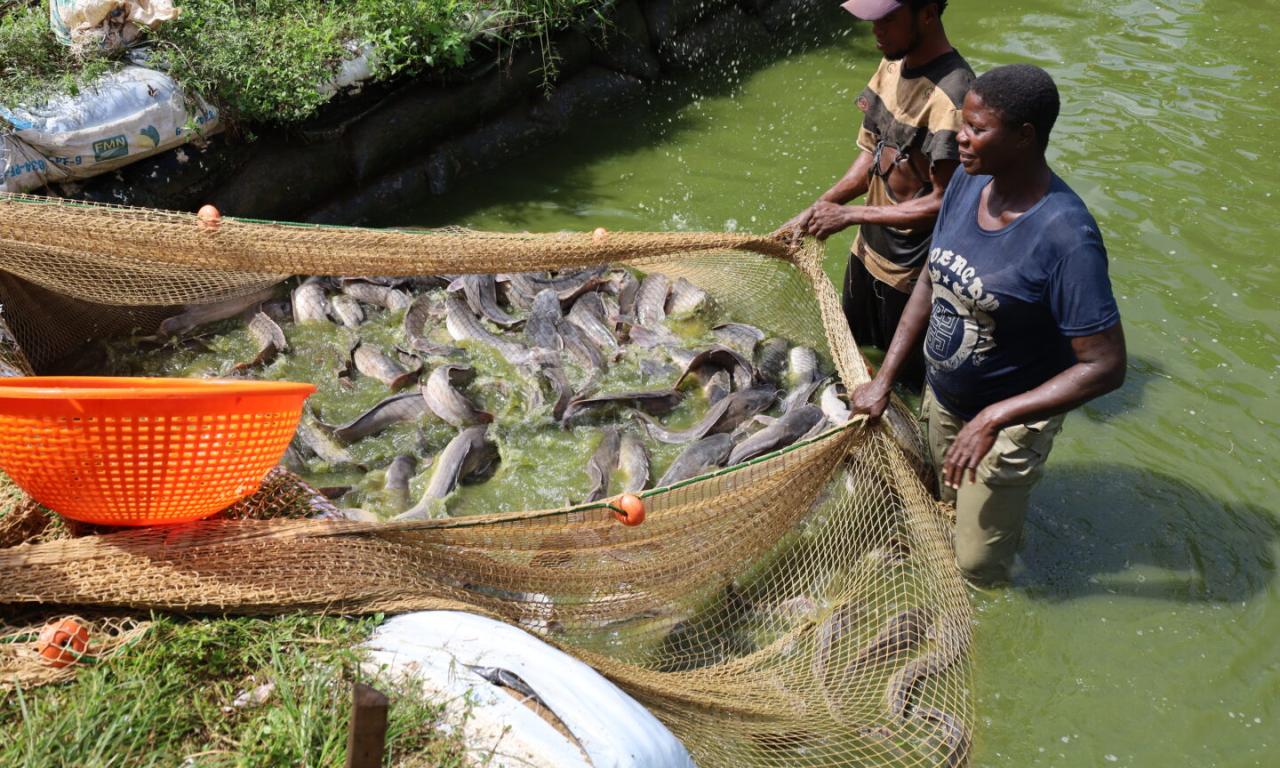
[385,2,1280,764]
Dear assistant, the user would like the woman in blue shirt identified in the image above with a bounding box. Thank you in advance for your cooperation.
[852,64,1127,586]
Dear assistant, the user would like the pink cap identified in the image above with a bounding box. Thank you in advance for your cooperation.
[840,0,903,20]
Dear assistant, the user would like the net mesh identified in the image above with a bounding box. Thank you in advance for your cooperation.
[0,192,972,767]
[0,614,153,691]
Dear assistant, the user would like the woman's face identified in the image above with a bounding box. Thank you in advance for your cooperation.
[956,91,1025,176]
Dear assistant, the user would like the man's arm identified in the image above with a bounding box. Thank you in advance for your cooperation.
[849,268,935,417]
[940,322,1127,489]
[807,160,960,238]
[778,151,875,239]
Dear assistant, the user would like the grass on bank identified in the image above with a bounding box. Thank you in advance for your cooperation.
[0,613,474,768]
[0,0,602,125]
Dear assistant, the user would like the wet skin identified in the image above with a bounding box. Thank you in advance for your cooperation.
[869,6,936,203]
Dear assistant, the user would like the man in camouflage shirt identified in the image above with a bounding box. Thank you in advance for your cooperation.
[783,0,974,390]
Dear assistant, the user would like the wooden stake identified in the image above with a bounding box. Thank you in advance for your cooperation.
[345,682,389,768]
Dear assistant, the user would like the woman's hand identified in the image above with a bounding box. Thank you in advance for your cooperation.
[942,411,1001,490]
[937,324,1128,490]
[850,379,892,419]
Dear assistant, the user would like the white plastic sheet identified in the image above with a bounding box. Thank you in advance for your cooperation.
[362,611,696,768]
[316,41,377,99]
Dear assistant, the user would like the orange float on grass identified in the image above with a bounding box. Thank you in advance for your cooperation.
[610,494,646,526]
[36,617,89,668]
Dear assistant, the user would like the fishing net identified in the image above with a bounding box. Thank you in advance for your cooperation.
[0,614,153,690]
[0,192,972,767]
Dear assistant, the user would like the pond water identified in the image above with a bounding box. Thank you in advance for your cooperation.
[383,1,1280,765]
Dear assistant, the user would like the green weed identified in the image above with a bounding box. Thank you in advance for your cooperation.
[0,0,602,127]
[0,613,468,767]
[0,3,113,107]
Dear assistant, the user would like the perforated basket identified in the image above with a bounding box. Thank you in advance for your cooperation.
[0,377,314,526]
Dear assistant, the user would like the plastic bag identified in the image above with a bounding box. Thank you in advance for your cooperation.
[49,0,179,50]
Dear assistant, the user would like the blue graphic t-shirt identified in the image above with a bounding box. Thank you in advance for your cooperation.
[924,171,1121,420]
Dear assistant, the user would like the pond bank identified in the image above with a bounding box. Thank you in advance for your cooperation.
[59,0,845,223]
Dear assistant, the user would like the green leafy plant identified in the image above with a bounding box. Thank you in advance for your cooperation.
[0,2,114,107]
[1,0,607,128]
[0,613,469,767]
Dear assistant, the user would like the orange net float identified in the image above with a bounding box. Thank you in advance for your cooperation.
[608,494,646,526]
[197,204,222,229]
[36,617,90,668]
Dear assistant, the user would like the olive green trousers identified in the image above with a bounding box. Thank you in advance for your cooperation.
[921,388,1065,586]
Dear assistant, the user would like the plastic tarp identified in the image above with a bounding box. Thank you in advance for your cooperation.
[362,611,697,768]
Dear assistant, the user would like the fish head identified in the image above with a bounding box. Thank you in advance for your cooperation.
[442,363,476,385]
[461,433,501,481]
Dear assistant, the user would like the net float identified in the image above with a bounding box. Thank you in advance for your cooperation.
[36,617,89,668]
[197,204,222,229]
[592,227,608,244]
[610,493,645,526]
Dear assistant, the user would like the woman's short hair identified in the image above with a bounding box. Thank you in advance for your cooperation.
[971,64,1061,149]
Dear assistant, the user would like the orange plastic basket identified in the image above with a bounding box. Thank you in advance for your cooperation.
[0,377,315,526]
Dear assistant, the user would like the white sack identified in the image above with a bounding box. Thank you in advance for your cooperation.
[1,65,219,193]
